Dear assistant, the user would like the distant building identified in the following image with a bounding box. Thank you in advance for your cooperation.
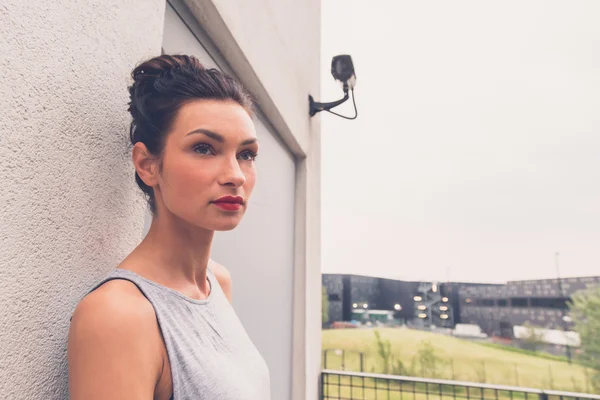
[455,276,600,336]
[322,274,600,336]
[322,274,454,328]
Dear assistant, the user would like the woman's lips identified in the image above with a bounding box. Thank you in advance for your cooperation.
[212,196,244,211]
[212,202,242,211]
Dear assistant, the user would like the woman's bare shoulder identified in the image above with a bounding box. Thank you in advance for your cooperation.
[72,279,155,326]
[68,280,163,399]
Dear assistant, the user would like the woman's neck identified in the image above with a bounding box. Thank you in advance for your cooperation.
[123,211,214,297]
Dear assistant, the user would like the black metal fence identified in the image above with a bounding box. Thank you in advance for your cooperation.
[322,370,600,400]
[321,348,586,388]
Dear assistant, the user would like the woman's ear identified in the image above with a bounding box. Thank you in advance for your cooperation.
[132,143,159,188]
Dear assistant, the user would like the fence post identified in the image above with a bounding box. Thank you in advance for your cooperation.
[482,360,487,383]
[360,352,364,373]
[539,392,549,400]
[319,371,324,400]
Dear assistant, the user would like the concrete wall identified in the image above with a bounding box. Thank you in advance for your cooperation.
[0,1,165,398]
[1,0,321,399]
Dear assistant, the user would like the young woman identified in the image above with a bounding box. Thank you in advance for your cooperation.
[68,55,270,399]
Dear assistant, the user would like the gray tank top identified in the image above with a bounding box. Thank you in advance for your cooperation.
[90,268,271,400]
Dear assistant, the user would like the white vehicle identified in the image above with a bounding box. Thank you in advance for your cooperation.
[452,323,488,339]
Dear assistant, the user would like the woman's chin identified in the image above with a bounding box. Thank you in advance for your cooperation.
[205,218,243,232]
[213,223,239,232]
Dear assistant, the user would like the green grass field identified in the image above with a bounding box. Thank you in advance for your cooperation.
[322,327,596,395]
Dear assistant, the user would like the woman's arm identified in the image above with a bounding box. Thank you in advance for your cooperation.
[68,280,164,400]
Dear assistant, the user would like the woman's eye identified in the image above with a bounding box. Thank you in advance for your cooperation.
[193,144,214,155]
[238,150,258,161]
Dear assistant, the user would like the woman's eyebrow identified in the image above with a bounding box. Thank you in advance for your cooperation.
[186,129,257,146]
[185,128,224,142]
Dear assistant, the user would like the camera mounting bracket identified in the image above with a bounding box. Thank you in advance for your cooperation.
[309,85,350,117]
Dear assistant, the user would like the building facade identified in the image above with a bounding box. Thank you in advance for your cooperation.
[322,274,451,328]
[457,276,600,335]
[323,273,600,337]
[1,1,321,399]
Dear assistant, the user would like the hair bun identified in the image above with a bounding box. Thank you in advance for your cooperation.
[131,65,162,85]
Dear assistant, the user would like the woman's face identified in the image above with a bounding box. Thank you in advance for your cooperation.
[153,99,258,231]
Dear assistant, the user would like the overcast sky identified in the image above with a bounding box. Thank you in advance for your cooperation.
[320,1,600,283]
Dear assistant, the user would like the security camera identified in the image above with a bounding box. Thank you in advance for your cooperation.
[331,55,356,90]
[309,55,358,119]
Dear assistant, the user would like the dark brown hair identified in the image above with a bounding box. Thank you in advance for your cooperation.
[127,54,254,213]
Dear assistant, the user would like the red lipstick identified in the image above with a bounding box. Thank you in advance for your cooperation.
[212,196,244,211]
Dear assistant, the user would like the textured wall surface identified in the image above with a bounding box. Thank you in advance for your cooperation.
[0,1,164,398]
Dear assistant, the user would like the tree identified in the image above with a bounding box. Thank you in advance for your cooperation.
[374,330,393,374]
[569,286,600,391]
[322,286,329,326]
[520,322,544,352]
[373,330,409,375]
[415,341,445,378]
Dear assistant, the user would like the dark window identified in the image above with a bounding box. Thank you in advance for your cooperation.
[511,297,528,307]
[476,299,494,306]
[328,293,341,301]
[530,297,569,309]
[497,299,508,307]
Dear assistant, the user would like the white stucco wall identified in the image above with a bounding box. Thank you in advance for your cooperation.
[0,1,165,398]
[0,0,321,398]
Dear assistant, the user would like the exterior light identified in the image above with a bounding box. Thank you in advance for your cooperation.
[432,283,438,293]
[363,303,368,309]
[442,297,449,303]
[440,306,448,311]
[562,315,573,323]
[414,296,422,301]
[440,314,449,320]
[394,304,402,311]
[465,298,472,303]
[418,313,427,319]
[352,303,358,309]
[418,305,427,310]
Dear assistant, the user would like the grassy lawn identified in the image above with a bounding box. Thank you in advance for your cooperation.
[322,327,595,393]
